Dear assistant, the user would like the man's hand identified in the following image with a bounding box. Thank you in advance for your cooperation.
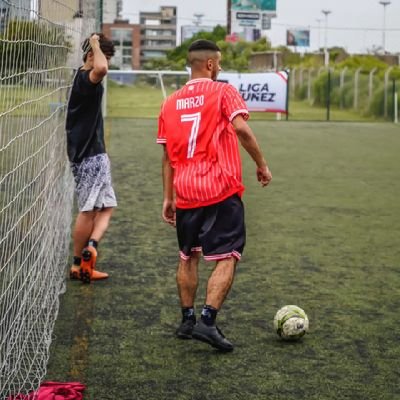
[87,33,108,83]
[162,199,176,226]
[89,34,100,50]
[257,165,272,187]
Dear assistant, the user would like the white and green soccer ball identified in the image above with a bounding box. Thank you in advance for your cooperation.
[273,305,309,341]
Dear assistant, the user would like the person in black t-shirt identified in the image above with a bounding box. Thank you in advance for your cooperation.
[66,33,116,283]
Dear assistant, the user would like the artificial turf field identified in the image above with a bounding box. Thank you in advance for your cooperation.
[46,119,400,399]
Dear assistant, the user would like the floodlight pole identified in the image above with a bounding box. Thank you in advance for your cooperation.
[379,1,391,53]
[227,0,232,34]
[316,18,322,51]
[193,13,204,27]
[321,9,331,66]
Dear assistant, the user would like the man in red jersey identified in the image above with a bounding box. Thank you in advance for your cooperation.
[157,39,272,352]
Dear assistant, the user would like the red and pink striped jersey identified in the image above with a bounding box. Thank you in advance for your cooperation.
[157,78,249,209]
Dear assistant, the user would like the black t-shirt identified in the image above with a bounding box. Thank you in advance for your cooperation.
[66,68,106,163]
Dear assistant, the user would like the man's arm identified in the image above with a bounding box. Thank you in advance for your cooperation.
[162,146,176,225]
[88,34,108,84]
[232,114,272,187]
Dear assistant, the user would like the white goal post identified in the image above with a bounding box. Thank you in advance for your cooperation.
[104,70,189,117]
[105,69,289,118]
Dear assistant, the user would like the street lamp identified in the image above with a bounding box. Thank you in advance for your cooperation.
[321,9,331,66]
[315,18,322,51]
[379,1,391,53]
[193,13,204,27]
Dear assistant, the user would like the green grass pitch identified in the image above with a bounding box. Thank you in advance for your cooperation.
[105,81,377,122]
[46,119,400,399]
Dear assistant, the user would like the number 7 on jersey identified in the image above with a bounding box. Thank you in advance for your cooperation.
[181,112,201,159]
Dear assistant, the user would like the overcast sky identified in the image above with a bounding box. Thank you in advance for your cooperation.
[122,0,400,54]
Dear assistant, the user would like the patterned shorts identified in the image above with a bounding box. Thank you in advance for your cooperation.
[71,153,117,212]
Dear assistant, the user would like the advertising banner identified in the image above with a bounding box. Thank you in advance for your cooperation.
[181,25,214,43]
[218,71,288,113]
[232,10,261,30]
[232,0,276,12]
[230,0,276,37]
[286,29,310,47]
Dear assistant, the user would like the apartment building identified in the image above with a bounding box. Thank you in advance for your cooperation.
[38,0,119,24]
[140,6,177,66]
[103,20,141,70]
[103,0,122,24]
[38,0,77,21]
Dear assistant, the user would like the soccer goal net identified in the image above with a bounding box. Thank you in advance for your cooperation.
[0,1,100,398]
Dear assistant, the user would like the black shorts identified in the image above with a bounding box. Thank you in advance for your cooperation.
[176,194,246,261]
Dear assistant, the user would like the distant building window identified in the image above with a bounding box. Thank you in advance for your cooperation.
[110,27,133,69]
[145,19,160,25]
[142,50,165,58]
[143,39,175,47]
[145,30,159,36]
[111,28,132,45]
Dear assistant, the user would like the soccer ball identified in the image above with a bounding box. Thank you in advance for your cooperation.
[273,305,309,341]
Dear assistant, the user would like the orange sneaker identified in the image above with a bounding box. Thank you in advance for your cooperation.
[80,246,97,284]
[91,270,109,280]
[70,265,80,280]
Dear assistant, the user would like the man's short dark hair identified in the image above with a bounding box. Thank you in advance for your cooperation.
[188,39,221,53]
[82,33,115,61]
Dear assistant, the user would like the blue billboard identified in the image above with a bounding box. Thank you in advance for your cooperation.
[286,30,310,47]
[232,0,276,11]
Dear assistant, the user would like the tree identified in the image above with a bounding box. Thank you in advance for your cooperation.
[143,26,271,72]
[167,25,227,63]
[218,37,271,72]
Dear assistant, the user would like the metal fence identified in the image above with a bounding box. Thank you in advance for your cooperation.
[288,67,399,122]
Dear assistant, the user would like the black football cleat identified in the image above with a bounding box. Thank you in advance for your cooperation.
[192,320,234,352]
[175,319,195,339]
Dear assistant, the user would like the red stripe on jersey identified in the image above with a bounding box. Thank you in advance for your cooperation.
[157,78,249,208]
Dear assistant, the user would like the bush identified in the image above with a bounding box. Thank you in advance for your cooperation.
[367,83,400,120]
[294,83,308,100]
[312,71,338,106]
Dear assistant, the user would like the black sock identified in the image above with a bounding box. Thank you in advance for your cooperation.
[73,256,81,266]
[181,307,196,322]
[87,239,98,249]
[201,305,218,326]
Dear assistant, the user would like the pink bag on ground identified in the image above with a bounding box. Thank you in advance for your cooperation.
[7,382,86,400]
